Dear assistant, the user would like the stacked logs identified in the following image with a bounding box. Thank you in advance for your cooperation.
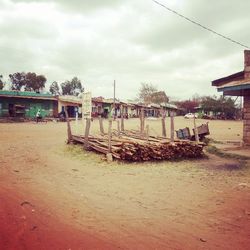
[118,141,204,161]
[71,132,204,162]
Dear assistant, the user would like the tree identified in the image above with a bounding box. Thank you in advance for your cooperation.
[175,99,199,113]
[151,91,169,104]
[49,81,60,95]
[200,96,219,113]
[138,83,158,104]
[200,95,238,119]
[216,96,237,119]
[24,72,46,92]
[9,72,46,92]
[61,77,83,96]
[0,75,4,90]
[9,72,26,90]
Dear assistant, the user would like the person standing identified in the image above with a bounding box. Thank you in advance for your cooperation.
[36,109,42,123]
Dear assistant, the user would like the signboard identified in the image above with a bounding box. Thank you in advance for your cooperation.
[82,92,92,119]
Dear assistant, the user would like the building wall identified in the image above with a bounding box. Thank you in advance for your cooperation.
[0,97,55,118]
[243,96,250,145]
[58,101,79,117]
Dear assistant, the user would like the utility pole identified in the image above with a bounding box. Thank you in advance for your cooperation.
[113,80,116,120]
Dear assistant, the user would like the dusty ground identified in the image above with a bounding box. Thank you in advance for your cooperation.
[0,117,250,250]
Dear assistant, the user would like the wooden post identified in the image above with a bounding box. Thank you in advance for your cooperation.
[170,111,175,142]
[65,107,72,143]
[140,110,142,133]
[108,118,112,153]
[113,80,116,120]
[193,116,199,142]
[75,109,79,135]
[140,107,145,135]
[117,120,120,137]
[84,118,91,149]
[146,124,149,142]
[98,115,104,135]
[121,105,124,132]
[161,109,166,137]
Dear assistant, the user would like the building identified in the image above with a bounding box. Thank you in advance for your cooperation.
[212,50,250,145]
[58,95,81,118]
[92,97,105,117]
[0,90,57,118]
[147,103,161,117]
[161,103,179,116]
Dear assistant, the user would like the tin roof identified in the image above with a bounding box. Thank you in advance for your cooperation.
[217,80,250,96]
[212,71,245,87]
[58,95,82,104]
[0,90,56,100]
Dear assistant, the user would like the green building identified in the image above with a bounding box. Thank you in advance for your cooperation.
[0,90,58,118]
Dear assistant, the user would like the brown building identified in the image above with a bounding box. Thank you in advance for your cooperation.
[212,50,250,145]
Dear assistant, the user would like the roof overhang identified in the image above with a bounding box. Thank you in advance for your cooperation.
[218,83,250,96]
[212,71,244,87]
[0,94,57,101]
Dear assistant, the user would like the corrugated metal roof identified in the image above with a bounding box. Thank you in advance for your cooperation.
[218,83,250,92]
[161,103,178,109]
[0,90,54,97]
[212,71,244,87]
[58,95,81,104]
[0,90,56,100]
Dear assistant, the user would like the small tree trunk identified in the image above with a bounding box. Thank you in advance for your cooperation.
[193,116,199,142]
[146,125,149,142]
[140,108,145,136]
[117,120,120,137]
[65,107,72,143]
[84,118,91,149]
[98,115,104,135]
[170,111,175,142]
[121,105,125,132]
[161,109,166,137]
[108,118,112,153]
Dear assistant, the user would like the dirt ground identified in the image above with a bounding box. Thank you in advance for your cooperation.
[0,117,250,250]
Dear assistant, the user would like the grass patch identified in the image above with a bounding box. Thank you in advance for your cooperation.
[208,138,224,144]
[63,144,105,163]
[205,145,250,161]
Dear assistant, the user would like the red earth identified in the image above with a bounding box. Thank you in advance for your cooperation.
[0,120,250,249]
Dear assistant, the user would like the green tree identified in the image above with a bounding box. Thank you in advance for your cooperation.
[9,72,46,92]
[0,75,4,90]
[61,77,83,96]
[49,81,60,95]
[200,96,219,113]
[200,95,237,119]
[24,72,46,92]
[9,72,26,90]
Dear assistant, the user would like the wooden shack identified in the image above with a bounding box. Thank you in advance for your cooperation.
[212,50,250,145]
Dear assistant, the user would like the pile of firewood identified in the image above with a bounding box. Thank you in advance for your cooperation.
[71,131,204,162]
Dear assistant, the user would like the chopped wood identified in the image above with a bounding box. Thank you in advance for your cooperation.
[71,129,205,162]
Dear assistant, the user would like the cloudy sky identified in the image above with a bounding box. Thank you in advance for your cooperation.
[0,0,249,100]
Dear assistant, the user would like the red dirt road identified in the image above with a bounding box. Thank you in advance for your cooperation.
[0,120,250,249]
[0,187,116,250]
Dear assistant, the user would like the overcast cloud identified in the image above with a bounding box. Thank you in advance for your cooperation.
[1,0,250,100]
